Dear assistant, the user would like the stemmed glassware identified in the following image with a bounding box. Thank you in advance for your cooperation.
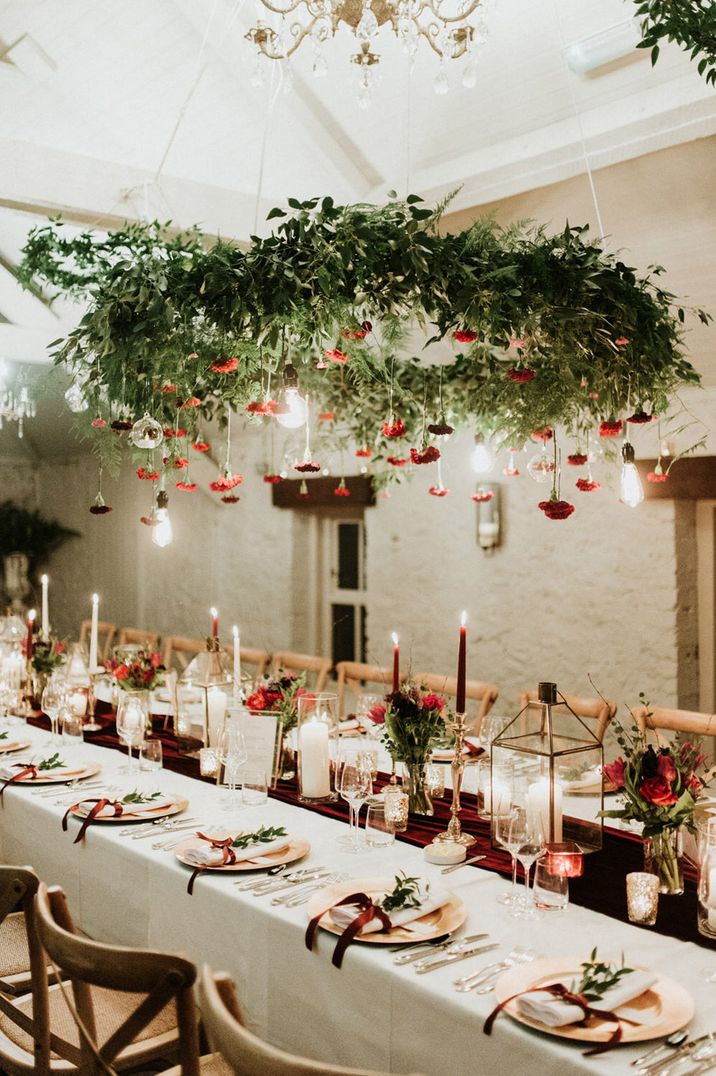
[116,695,147,775]
[508,807,545,920]
[338,761,372,853]
[41,680,67,744]
[217,719,248,812]
[495,806,525,906]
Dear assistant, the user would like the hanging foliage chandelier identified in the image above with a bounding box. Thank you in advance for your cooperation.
[245,0,492,101]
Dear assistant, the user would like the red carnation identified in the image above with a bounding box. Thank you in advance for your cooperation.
[410,445,440,465]
[163,427,186,438]
[532,427,552,442]
[114,663,129,681]
[387,456,408,467]
[210,358,239,374]
[319,412,335,422]
[538,499,575,520]
[246,401,269,415]
[90,504,112,514]
[603,758,625,789]
[325,348,348,364]
[263,474,283,484]
[567,453,588,466]
[640,775,678,806]
[342,322,371,340]
[453,329,477,343]
[507,367,535,383]
[333,485,351,498]
[139,515,156,527]
[648,471,668,483]
[91,418,107,429]
[161,382,175,393]
[471,490,494,503]
[246,691,265,711]
[628,411,652,424]
[509,337,527,349]
[294,461,321,473]
[209,473,244,492]
[221,495,240,504]
[429,486,449,497]
[110,419,132,431]
[136,467,159,481]
[576,478,601,492]
[368,703,386,724]
[599,420,623,437]
[657,753,678,783]
[192,440,210,452]
[383,418,406,438]
[502,466,519,476]
[176,481,198,492]
[427,422,454,436]
[614,337,630,347]
[422,693,446,711]
[356,447,372,458]
[172,457,188,469]
[178,396,201,409]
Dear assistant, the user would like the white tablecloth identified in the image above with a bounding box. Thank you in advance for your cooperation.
[1,723,715,1076]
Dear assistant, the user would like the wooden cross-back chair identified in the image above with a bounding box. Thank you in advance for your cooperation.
[0,865,44,1000]
[335,662,394,718]
[633,705,716,748]
[517,689,616,743]
[78,621,115,664]
[162,636,206,674]
[229,647,270,681]
[116,627,161,652]
[415,673,498,734]
[272,652,332,692]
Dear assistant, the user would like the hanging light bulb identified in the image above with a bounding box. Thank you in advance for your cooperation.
[152,488,173,548]
[470,433,494,474]
[274,363,307,429]
[620,442,644,508]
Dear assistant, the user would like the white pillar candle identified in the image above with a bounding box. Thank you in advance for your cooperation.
[89,593,99,673]
[707,867,716,909]
[485,777,511,816]
[232,625,241,700]
[207,686,227,748]
[299,719,330,798]
[527,777,563,842]
[41,575,49,639]
[3,653,24,689]
[68,690,88,718]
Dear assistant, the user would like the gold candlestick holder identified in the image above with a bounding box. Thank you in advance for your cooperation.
[435,710,475,847]
[83,674,103,733]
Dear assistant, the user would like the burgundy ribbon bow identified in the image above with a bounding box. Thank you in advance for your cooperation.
[186,833,237,896]
[0,765,38,801]
[62,798,124,844]
[484,981,624,1055]
[305,892,392,969]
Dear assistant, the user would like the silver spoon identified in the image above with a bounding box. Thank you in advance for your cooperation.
[633,1030,689,1069]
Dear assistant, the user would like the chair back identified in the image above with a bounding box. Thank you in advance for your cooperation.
[633,705,716,747]
[162,636,206,674]
[79,620,116,663]
[415,673,498,733]
[335,662,393,718]
[198,966,421,1076]
[34,883,199,1075]
[230,647,270,680]
[518,689,615,742]
[116,627,161,651]
[0,866,51,1072]
[272,652,332,692]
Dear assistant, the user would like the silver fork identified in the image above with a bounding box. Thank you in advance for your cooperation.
[52,784,120,807]
[270,873,333,904]
[132,818,198,840]
[282,873,347,907]
[413,936,493,972]
[243,868,327,895]
[36,780,104,799]
[454,946,537,992]
[152,825,205,850]
[394,933,489,966]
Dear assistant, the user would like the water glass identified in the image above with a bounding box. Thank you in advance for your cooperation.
[42,681,67,741]
[116,695,147,775]
[139,739,163,771]
[533,859,569,911]
[365,799,394,847]
[241,768,268,807]
[338,762,371,852]
[61,709,84,745]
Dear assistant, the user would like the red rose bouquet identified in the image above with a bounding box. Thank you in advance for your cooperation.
[26,637,65,677]
[246,670,308,731]
[106,650,165,692]
[379,684,450,814]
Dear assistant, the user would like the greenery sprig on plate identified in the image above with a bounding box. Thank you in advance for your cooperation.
[37,753,65,771]
[232,825,287,850]
[381,872,427,914]
[121,789,162,805]
[575,949,635,1003]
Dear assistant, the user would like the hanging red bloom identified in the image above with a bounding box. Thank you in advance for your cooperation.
[89,490,112,516]
[532,427,553,442]
[171,457,188,469]
[472,490,495,503]
[599,420,623,437]
[139,515,157,526]
[351,447,370,460]
[410,445,440,465]
[509,337,527,349]
[427,421,454,436]
[507,367,535,382]
[263,474,283,484]
[567,453,588,466]
[246,401,269,415]
[325,348,348,364]
[136,467,159,481]
[209,473,244,492]
[503,466,519,476]
[176,481,198,492]
[453,329,477,343]
[319,412,335,421]
[161,383,175,393]
[110,420,132,431]
[294,461,321,473]
[648,472,668,483]
[429,486,450,497]
[210,358,239,374]
[383,418,406,438]
[221,495,241,504]
[628,411,652,424]
[387,456,408,467]
[91,418,107,429]
[333,483,351,497]
[614,337,630,347]
[576,478,601,492]
[192,440,210,452]
[263,400,284,416]
[342,327,369,340]
[538,499,575,520]
[163,427,187,438]
[588,392,600,400]
[178,396,202,409]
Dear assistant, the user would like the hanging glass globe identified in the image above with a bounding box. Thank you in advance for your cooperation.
[526,451,556,483]
[129,412,164,450]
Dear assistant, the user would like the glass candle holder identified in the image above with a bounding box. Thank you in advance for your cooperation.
[425,764,446,799]
[297,693,338,803]
[199,747,219,778]
[545,841,584,878]
[383,782,409,832]
[626,872,659,926]
[697,817,716,939]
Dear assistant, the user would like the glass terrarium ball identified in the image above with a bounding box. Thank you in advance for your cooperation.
[526,451,556,483]
[129,412,164,450]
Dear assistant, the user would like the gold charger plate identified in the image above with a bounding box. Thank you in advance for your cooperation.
[494,957,694,1046]
[6,762,101,786]
[174,834,310,872]
[565,780,618,797]
[306,876,466,945]
[68,794,189,823]
[0,741,31,754]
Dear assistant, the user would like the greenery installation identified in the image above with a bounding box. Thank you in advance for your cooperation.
[635,0,716,85]
[19,195,709,515]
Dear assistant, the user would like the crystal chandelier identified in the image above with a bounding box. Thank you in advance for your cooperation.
[246,0,492,104]
[0,360,36,439]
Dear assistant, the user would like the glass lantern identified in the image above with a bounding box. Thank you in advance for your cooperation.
[697,816,716,939]
[179,639,233,748]
[490,681,603,853]
[297,692,339,803]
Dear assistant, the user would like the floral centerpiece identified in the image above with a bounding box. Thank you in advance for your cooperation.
[246,670,307,732]
[371,685,448,815]
[22,635,65,699]
[602,717,710,894]
[106,650,165,693]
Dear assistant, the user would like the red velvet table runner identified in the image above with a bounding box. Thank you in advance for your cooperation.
[28,707,714,950]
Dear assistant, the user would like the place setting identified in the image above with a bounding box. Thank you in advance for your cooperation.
[60,785,190,844]
[0,749,101,798]
[173,824,311,894]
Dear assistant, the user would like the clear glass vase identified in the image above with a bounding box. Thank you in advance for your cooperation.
[404,761,434,816]
[643,828,684,895]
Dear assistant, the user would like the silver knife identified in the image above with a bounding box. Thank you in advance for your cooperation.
[250,870,328,896]
[441,855,487,875]
[415,942,499,975]
[394,933,489,966]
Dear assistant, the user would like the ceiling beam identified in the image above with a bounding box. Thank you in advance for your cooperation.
[0,324,63,364]
[0,256,63,330]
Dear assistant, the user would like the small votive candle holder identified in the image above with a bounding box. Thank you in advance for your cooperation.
[425,764,446,799]
[199,747,219,778]
[383,783,409,832]
[626,872,659,926]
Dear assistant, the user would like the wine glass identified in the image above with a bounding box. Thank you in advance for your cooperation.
[41,680,67,743]
[217,721,248,811]
[116,695,146,776]
[495,806,525,906]
[510,809,545,920]
[338,761,372,853]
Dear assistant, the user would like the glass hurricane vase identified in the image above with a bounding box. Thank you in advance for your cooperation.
[644,828,684,895]
[404,761,434,817]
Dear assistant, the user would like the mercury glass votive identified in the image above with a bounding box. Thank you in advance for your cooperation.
[199,747,219,778]
[626,871,659,926]
[425,764,446,799]
[383,782,409,832]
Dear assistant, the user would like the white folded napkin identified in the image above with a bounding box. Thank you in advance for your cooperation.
[517,969,658,1027]
[182,835,291,866]
[338,719,360,732]
[0,762,81,781]
[562,767,604,792]
[330,885,450,935]
[74,795,175,818]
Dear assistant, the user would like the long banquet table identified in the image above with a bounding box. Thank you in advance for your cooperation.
[2,720,716,1076]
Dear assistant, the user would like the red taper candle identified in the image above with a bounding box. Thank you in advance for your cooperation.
[456,611,467,714]
[26,609,36,662]
[210,607,219,639]
[391,632,400,692]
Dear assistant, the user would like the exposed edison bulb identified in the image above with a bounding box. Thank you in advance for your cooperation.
[620,442,644,508]
[152,490,173,547]
[470,433,494,474]
[275,387,307,429]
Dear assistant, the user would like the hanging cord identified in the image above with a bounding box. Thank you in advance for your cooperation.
[253,62,281,235]
[550,0,606,241]
[404,58,413,198]
[224,408,232,472]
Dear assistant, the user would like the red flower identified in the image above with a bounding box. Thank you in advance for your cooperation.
[149,652,163,669]
[114,664,129,681]
[657,753,677,783]
[599,420,623,437]
[410,445,440,465]
[628,411,652,424]
[178,396,201,409]
[532,427,552,442]
[342,323,371,340]
[333,485,351,497]
[429,486,449,497]
[192,440,210,452]
[648,471,668,483]
[383,419,406,438]
[472,490,494,503]
[325,348,348,364]
[509,337,527,349]
[161,382,175,393]
[221,495,240,503]
[210,358,239,373]
[640,775,678,806]
[355,447,372,458]
[110,420,132,431]
[136,467,159,481]
[387,456,408,467]
[91,418,107,429]
[368,703,386,724]
[89,504,112,515]
[427,422,454,436]
[453,329,477,343]
[538,499,575,520]
[263,474,283,484]
[246,401,269,415]
[139,515,157,527]
[614,337,630,347]
[603,758,625,788]
[567,453,588,466]
[588,392,600,400]
[176,481,198,492]
[209,473,244,492]
[294,461,321,473]
[319,412,335,422]
[422,693,445,711]
[54,642,65,655]
[507,367,535,382]
[163,427,186,438]
[687,774,702,793]
[246,691,266,711]
[502,466,519,476]
[172,457,189,469]
[576,478,601,492]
